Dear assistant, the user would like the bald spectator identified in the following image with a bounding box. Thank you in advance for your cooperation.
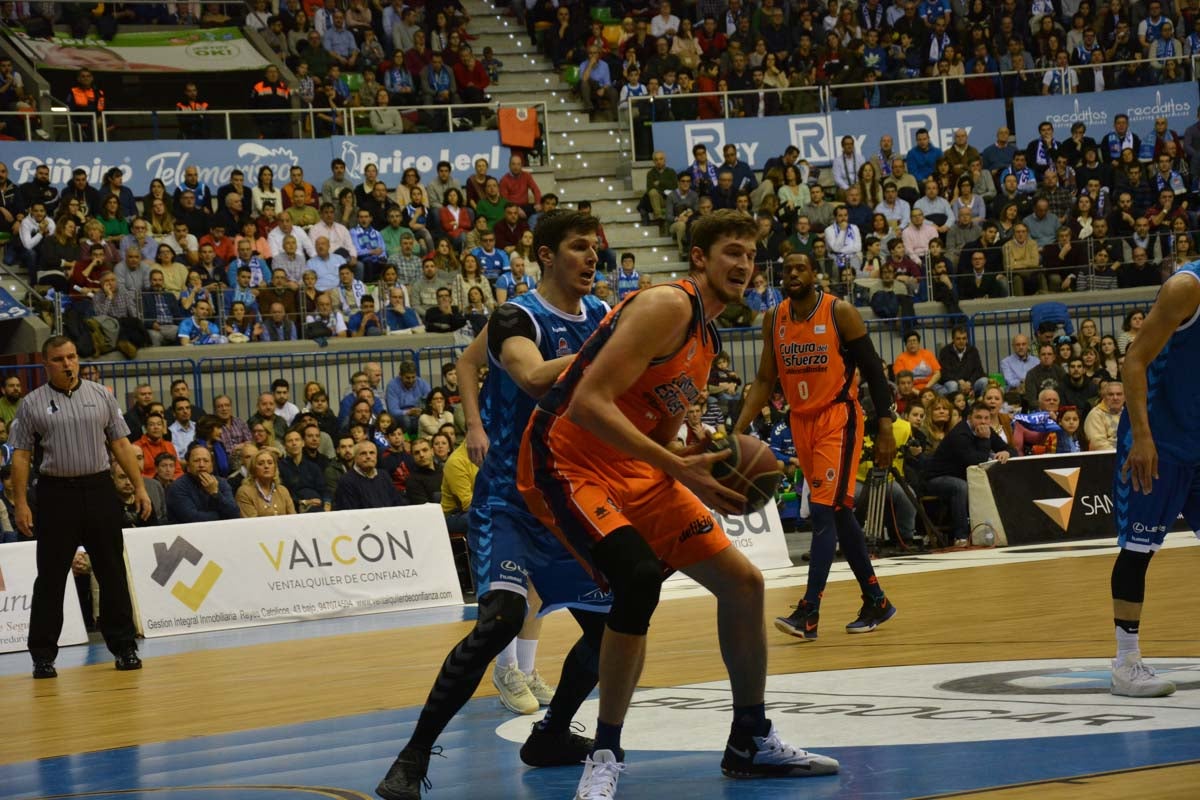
[334,441,407,509]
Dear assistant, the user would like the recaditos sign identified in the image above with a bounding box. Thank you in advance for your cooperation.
[1013,84,1200,144]
[124,505,463,637]
[0,541,88,654]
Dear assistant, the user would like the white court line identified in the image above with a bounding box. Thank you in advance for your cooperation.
[661,531,1200,600]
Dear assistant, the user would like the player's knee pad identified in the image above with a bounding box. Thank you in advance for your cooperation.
[1111,548,1153,604]
[475,589,528,646]
[592,526,662,636]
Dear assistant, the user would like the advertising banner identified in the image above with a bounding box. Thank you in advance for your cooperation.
[4,134,510,196]
[1013,84,1199,145]
[11,28,269,72]
[0,541,89,654]
[667,501,792,584]
[651,100,1007,169]
[124,505,464,638]
[968,451,1190,546]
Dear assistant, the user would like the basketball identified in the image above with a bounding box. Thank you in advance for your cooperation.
[708,434,785,515]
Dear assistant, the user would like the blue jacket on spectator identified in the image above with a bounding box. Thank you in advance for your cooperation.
[166,473,239,523]
[385,375,431,418]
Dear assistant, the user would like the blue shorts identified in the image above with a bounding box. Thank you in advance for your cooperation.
[1114,423,1200,553]
[469,499,612,616]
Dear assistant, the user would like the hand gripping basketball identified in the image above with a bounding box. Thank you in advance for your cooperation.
[706,434,785,515]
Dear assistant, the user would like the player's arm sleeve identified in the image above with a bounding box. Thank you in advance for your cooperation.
[845,334,896,436]
[486,302,537,362]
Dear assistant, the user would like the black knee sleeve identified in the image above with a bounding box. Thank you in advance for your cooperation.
[476,589,528,647]
[591,526,663,635]
[1111,549,1153,604]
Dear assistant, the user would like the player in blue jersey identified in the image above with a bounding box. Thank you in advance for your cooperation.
[377,211,612,800]
[1109,261,1200,697]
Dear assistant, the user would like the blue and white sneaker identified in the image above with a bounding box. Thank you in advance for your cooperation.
[845,595,897,633]
[721,723,839,778]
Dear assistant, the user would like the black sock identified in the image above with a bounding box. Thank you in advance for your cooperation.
[1115,618,1140,634]
[731,703,769,742]
[407,617,517,752]
[594,719,624,760]
[537,634,600,734]
[835,508,885,601]
[804,505,838,608]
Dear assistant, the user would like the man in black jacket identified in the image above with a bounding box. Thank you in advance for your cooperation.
[936,324,987,397]
[334,440,407,509]
[405,438,443,505]
[924,401,1016,546]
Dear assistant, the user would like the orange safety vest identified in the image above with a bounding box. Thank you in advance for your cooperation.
[70,85,104,112]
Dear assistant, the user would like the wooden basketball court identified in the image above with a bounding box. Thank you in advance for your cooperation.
[1,537,1196,800]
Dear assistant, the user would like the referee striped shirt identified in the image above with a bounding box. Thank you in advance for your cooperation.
[9,380,129,477]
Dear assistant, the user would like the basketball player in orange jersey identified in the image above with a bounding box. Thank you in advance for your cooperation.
[518,210,839,800]
[734,252,899,640]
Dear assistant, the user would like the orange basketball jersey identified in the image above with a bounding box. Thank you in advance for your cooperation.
[773,290,857,415]
[536,278,721,459]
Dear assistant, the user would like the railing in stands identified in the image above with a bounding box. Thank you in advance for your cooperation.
[30,101,551,155]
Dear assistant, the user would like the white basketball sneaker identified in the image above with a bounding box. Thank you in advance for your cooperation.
[721,723,840,778]
[525,668,555,706]
[1111,651,1176,697]
[574,749,625,800]
[493,663,539,714]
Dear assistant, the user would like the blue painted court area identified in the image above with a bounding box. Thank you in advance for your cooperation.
[2,691,1198,800]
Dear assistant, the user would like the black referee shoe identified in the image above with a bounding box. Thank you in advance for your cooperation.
[33,661,57,679]
[115,650,142,671]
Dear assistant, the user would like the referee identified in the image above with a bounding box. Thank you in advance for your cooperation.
[12,336,151,679]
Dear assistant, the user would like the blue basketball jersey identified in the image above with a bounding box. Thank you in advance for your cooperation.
[476,291,610,508]
[1144,261,1200,465]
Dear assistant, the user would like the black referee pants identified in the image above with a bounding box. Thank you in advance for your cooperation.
[28,473,137,662]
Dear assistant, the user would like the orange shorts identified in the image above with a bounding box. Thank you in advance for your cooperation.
[518,411,730,586]
[790,401,863,509]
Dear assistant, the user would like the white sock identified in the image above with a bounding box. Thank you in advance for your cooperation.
[1115,625,1140,660]
[496,639,518,670]
[517,637,539,675]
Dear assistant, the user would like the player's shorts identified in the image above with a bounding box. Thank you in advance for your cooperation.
[518,411,731,587]
[469,498,612,616]
[790,401,863,509]
[1114,421,1200,552]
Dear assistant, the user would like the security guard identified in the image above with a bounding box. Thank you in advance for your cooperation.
[11,336,151,679]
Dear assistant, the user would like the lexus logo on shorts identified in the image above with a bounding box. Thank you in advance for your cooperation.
[500,560,529,576]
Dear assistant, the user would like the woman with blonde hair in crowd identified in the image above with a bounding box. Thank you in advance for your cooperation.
[147,197,175,240]
[923,395,955,453]
[236,448,296,517]
[250,420,284,456]
[981,385,1015,444]
[1076,317,1101,352]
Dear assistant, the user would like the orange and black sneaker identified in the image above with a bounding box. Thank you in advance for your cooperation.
[774,600,819,640]
[845,595,897,634]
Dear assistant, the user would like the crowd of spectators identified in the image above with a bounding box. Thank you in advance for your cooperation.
[641,103,1192,326]
[7,2,501,138]
[0,151,631,358]
[0,362,473,549]
[531,0,1200,126]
